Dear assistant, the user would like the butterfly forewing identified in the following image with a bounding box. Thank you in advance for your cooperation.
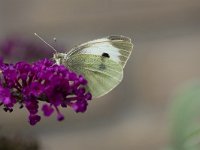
[108,36,133,67]
[66,35,133,68]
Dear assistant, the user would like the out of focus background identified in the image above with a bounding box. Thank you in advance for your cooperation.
[0,0,200,150]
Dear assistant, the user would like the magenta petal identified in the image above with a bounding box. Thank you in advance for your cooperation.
[29,115,41,126]
[42,104,54,116]
[70,101,88,113]
[57,113,64,121]
[3,97,11,105]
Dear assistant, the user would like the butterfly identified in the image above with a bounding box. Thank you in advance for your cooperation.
[34,34,133,98]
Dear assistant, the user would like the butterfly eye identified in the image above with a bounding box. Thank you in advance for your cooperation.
[102,53,110,58]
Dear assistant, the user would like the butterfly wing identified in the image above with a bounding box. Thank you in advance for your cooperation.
[66,35,133,68]
[65,35,133,98]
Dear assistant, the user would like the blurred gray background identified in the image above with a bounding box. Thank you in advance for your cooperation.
[0,0,200,150]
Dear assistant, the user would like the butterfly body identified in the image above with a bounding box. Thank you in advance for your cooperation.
[53,35,133,98]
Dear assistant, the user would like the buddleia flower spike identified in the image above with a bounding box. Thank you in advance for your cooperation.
[0,58,92,125]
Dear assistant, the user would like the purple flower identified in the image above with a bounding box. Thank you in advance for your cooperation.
[0,59,92,125]
[42,104,54,116]
[29,115,41,126]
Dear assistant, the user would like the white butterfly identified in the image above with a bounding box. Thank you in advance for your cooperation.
[35,34,133,98]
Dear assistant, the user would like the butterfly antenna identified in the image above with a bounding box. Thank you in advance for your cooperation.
[34,33,57,53]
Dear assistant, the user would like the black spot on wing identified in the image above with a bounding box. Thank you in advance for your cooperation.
[100,53,109,70]
[99,63,106,70]
[102,52,110,58]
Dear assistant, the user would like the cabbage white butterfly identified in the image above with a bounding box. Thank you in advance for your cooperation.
[34,33,133,98]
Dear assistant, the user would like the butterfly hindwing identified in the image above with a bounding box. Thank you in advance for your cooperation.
[66,54,123,97]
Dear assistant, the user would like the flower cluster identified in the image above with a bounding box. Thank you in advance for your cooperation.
[0,59,92,125]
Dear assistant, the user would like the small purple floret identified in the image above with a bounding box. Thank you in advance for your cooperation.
[42,104,54,116]
[0,59,92,125]
[29,115,41,126]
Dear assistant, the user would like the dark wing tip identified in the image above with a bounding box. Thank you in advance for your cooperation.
[108,35,132,42]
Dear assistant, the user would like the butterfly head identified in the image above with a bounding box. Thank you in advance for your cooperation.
[53,53,66,65]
